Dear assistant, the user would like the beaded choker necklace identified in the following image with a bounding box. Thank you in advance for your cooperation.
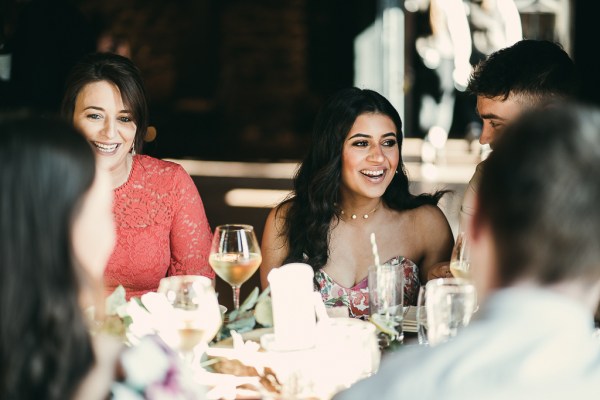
[335,201,382,220]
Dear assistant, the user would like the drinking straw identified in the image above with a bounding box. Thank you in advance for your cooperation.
[370,232,381,267]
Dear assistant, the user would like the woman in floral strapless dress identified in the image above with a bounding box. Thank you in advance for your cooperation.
[260,88,454,318]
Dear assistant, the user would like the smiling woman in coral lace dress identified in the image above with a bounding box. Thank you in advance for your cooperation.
[62,52,214,299]
[260,88,454,318]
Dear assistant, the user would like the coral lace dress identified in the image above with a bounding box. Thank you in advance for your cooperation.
[104,155,214,299]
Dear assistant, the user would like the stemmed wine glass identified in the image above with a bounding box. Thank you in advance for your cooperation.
[449,231,472,280]
[209,224,262,310]
[156,275,222,365]
[449,232,480,312]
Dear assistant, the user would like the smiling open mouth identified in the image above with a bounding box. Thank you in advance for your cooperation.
[360,169,385,178]
[92,141,120,154]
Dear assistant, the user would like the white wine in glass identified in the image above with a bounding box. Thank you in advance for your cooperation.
[156,275,222,362]
[449,231,471,279]
[209,224,262,310]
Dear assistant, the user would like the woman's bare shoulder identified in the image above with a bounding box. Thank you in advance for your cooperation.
[402,204,453,242]
[412,203,449,224]
[266,200,293,231]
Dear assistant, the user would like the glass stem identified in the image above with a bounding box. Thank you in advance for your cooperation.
[232,285,241,310]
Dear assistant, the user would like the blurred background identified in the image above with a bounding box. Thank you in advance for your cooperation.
[1,0,599,308]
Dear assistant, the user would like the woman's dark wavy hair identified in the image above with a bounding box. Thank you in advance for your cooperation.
[61,52,149,154]
[0,115,96,400]
[282,87,446,271]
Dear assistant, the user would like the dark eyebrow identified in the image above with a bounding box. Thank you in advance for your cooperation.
[479,112,507,121]
[348,133,370,140]
[347,132,396,140]
[82,106,132,114]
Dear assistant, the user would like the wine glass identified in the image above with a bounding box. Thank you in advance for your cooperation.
[156,275,222,364]
[209,224,262,310]
[449,231,472,279]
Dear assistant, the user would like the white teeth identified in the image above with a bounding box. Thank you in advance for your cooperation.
[361,169,384,177]
[93,142,119,153]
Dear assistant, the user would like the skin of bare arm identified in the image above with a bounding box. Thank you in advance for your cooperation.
[259,204,290,289]
[412,204,455,282]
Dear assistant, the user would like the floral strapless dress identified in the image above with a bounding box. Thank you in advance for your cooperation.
[315,256,420,319]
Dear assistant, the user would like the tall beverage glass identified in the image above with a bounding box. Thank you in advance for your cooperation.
[368,264,404,348]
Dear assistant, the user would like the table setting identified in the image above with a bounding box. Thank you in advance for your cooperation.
[98,226,391,399]
[96,227,495,399]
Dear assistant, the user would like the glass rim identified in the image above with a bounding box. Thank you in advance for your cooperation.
[425,277,474,288]
[367,257,417,271]
[214,224,254,231]
[158,274,213,287]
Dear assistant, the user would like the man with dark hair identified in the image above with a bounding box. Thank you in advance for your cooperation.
[459,39,576,230]
[335,103,600,399]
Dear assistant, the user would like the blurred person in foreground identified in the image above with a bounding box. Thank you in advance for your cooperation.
[62,52,214,299]
[0,115,203,399]
[459,39,576,231]
[260,87,454,317]
[335,103,600,399]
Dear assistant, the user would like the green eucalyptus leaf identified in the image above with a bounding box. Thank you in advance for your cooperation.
[132,296,146,310]
[239,287,259,312]
[217,287,268,340]
[226,314,256,332]
[121,315,133,329]
[105,285,127,316]
[227,308,240,322]
[257,286,271,302]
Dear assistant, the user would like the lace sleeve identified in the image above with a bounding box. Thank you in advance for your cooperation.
[167,165,215,279]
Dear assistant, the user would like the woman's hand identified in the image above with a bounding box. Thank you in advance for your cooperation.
[427,261,453,280]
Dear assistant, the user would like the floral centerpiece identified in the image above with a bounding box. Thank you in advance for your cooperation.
[102,285,273,344]
[96,285,274,399]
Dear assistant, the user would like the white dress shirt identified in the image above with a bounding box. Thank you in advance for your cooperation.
[334,287,600,400]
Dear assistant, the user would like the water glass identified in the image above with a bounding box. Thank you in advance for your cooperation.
[425,278,476,346]
[368,264,404,347]
[416,285,428,346]
[315,318,381,387]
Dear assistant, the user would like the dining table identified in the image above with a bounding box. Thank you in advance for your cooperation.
[194,307,421,400]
